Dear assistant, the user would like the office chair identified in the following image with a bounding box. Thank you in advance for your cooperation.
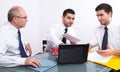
[42,40,47,53]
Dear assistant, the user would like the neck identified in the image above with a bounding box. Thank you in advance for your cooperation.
[104,18,112,27]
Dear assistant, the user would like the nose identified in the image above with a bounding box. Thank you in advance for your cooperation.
[70,19,74,23]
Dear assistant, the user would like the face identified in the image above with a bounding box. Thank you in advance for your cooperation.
[96,10,111,26]
[62,13,75,27]
[13,8,28,29]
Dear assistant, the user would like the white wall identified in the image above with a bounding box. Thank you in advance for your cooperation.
[0,0,120,55]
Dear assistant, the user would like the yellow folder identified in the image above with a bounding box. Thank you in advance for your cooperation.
[88,52,120,70]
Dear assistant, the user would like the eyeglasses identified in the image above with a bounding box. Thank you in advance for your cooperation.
[15,16,27,19]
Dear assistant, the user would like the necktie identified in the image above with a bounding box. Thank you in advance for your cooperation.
[62,28,68,44]
[18,30,28,57]
[102,27,108,50]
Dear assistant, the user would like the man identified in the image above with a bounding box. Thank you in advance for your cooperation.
[89,3,120,72]
[46,9,76,51]
[0,6,41,67]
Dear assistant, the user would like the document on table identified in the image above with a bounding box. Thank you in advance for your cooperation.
[63,33,80,43]
[88,52,112,63]
[28,55,57,72]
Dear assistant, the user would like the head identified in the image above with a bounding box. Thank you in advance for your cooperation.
[62,9,75,27]
[95,3,113,26]
[8,6,27,29]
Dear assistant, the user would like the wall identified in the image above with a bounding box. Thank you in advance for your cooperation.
[0,0,120,55]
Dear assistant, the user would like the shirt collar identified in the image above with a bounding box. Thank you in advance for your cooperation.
[101,21,113,31]
[7,21,18,34]
[106,21,114,31]
[61,23,70,30]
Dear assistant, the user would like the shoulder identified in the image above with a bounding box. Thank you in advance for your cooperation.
[0,22,11,35]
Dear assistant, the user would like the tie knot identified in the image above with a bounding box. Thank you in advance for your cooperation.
[105,27,108,31]
[18,30,20,33]
[64,28,68,33]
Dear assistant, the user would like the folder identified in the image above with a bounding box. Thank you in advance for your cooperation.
[51,47,58,56]
[88,51,120,70]
[28,55,57,72]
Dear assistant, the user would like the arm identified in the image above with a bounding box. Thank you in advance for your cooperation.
[0,55,41,67]
[96,44,120,57]
[48,26,63,47]
[0,37,41,67]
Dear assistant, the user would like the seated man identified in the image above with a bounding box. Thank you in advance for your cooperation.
[46,9,76,51]
[89,3,120,72]
[0,6,41,67]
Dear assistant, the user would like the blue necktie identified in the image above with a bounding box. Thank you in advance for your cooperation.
[18,30,28,57]
[102,27,108,50]
[62,28,68,44]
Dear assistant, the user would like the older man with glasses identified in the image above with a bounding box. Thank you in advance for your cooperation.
[0,6,41,67]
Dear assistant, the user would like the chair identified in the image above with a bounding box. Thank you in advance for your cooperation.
[42,40,47,53]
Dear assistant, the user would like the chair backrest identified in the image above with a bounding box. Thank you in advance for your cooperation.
[42,40,47,53]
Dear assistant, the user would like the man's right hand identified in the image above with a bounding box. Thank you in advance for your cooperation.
[25,58,41,68]
[59,43,65,45]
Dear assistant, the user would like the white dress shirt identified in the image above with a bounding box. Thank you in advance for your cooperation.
[89,21,120,50]
[47,23,75,50]
[0,22,26,67]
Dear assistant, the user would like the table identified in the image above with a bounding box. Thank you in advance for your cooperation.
[0,52,111,72]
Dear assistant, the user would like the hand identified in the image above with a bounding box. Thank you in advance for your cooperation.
[25,43,32,56]
[25,58,41,68]
[70,41,76,45]
[59,43,65,45]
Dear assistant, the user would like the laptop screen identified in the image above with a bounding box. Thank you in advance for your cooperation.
[58,44,89,64]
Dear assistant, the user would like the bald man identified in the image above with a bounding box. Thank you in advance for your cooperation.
[0,6,41,67]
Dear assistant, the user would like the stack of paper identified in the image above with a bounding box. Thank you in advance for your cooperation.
[63,33,80,43]
[88,52,112,63]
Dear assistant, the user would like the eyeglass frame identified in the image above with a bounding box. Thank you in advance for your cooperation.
[15,16,27,19]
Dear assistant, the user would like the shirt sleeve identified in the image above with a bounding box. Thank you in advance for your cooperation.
[89,29,99,47]
[0,55,26,67]
[48,26,62,47]
[0,36,26,67]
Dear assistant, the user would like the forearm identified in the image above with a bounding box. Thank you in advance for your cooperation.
[112,50,120,57]
[0,55,25,67]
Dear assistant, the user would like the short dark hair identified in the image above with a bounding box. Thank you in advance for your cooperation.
[95,3,113,14]
[63,9,75,17]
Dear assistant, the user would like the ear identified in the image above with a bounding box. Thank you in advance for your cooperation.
[13,17,18,23]
[62,16,64,20]
[108,12,112,17]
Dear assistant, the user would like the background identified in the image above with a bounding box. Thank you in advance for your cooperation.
[0,0,120,55]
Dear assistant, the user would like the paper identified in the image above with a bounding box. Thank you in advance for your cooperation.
[63,33,80,43]
[28,55,57,72]
[88,52,112,63]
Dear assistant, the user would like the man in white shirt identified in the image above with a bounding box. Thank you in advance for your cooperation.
[89,3,120,58]
[0,6,41,67]
[46,9,76,51]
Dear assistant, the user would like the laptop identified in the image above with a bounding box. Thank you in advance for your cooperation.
[58,44,89,64]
